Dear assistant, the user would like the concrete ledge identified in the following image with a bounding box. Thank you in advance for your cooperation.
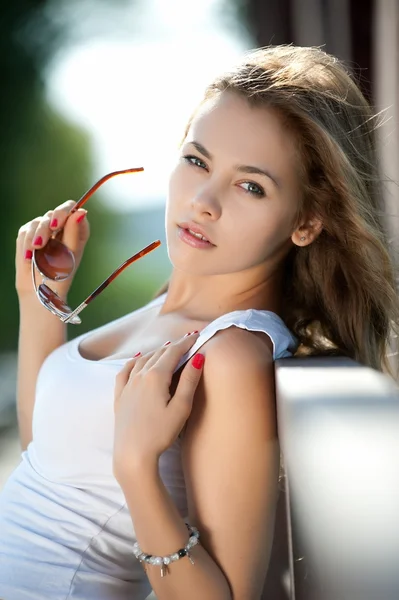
[275,357,399,600]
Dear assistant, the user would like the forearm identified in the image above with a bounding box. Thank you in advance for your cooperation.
[119,460,232,600]
[17,294,67,450]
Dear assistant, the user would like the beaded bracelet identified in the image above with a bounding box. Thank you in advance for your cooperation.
[133,523,200,577]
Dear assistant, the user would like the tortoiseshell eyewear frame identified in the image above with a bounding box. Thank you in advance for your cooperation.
[32,168,161,324]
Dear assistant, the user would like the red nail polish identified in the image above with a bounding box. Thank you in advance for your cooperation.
[164,341,171,346]
[76,213,85,224]
[50,218,58,228]
[133,352,141,357]
[184,330,199,337]
[25,250,33,260]
[192,353,204,369]
[33,236,42,246]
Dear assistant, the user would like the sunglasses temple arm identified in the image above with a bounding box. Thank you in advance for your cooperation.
[71,167,144,213]
[61,300,88,324]
[31,260,39,294]
[63,240,161,324]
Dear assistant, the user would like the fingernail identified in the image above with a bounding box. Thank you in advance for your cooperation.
[33,236,42,246]
[184,330,199,337]
[25,250,33,260]
[76,213,86,224]
[133,351,141,357]
[163,341,171,346]
[50,218,58,228]
[192,353,204,369]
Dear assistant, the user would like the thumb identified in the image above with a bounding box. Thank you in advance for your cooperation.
[63,209,90,254]
[169,353,205,415]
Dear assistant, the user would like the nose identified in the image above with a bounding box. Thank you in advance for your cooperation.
[190,186,222,220]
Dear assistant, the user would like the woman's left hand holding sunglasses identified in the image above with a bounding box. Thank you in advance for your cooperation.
[113,332,204,483]
[16,200,89,300]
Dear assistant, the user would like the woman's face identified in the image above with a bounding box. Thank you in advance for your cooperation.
[166,90,302,278]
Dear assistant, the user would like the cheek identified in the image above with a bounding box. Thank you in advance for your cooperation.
[167,162,188,200]
[165,167,181,223]
[166,166,178,206]
[232,206,293,259]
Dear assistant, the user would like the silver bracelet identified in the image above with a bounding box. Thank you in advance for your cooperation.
[133,523,200,577]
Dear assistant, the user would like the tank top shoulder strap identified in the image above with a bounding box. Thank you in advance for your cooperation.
[174,308,298,373]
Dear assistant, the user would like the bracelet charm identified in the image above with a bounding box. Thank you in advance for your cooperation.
[133,523,200,577]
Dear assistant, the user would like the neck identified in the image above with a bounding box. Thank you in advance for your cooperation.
[159,270,284,322]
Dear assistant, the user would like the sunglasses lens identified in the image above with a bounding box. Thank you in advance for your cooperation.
[38,283,81,324]
[34,238,75,281]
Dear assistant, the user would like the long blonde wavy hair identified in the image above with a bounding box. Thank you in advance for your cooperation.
[155,45,399,378]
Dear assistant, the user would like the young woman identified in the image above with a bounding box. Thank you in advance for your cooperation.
[1,44,398,600]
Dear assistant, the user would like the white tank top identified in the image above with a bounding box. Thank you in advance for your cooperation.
[0,293,298,600]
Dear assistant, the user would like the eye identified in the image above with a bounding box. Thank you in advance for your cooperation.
[240,182,265,198]
[182,155,208,170]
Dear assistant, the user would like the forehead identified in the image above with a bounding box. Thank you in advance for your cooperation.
[186,91,298,176]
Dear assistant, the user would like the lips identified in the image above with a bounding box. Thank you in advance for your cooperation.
[178,222,214,245]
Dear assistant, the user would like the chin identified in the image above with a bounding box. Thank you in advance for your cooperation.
[167,251,209,275]
[166,246,217,276]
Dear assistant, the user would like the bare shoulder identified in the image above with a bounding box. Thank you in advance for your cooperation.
[184,325,277,439]
[181,326,279,598]
[184,324,277,449]
[192,325,276,426]
[201,324,274,374]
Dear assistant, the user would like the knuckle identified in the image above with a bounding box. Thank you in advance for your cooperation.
[186,373,198,385]
[59,200,77,212]
[25,225,40,241]
[32,219,47,233]
[144,366,159,380]
[17,225,27,237]
[118,362,132,375]
[18,219,39,236]
[51,207,68,221]
[135,355,146,367]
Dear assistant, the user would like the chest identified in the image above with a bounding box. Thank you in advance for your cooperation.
[78,308,205,362]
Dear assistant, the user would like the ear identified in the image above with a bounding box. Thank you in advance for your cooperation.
[291,217,323,247]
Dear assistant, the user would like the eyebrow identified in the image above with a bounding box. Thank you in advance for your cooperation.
[187,140,281,188]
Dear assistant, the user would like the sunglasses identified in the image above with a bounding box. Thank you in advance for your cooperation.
[32,167,161,324]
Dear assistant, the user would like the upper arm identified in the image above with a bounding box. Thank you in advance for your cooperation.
[181,327,280,599]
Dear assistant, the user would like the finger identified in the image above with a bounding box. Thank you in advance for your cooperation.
[19,201,77,257]
[16,220,36,263]
[45,199,89,253]
[154,332,200,374]
[140,339,177,372]
[62,208,90,253]
[115,349,155,393]
[29,214,54,250]
[21,219,42,261]
[128,350,157,378]
[49,199,77,229]
[168,352,205,415]
[49,200,82,234]
[114,354,142,399]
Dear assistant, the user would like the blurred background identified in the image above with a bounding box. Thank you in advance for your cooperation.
[0,0,398,594]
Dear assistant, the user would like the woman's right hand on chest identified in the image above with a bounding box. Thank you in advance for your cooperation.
[15,201,90,300]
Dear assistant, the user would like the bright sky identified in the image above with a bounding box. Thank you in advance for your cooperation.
[46,0,251,211]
